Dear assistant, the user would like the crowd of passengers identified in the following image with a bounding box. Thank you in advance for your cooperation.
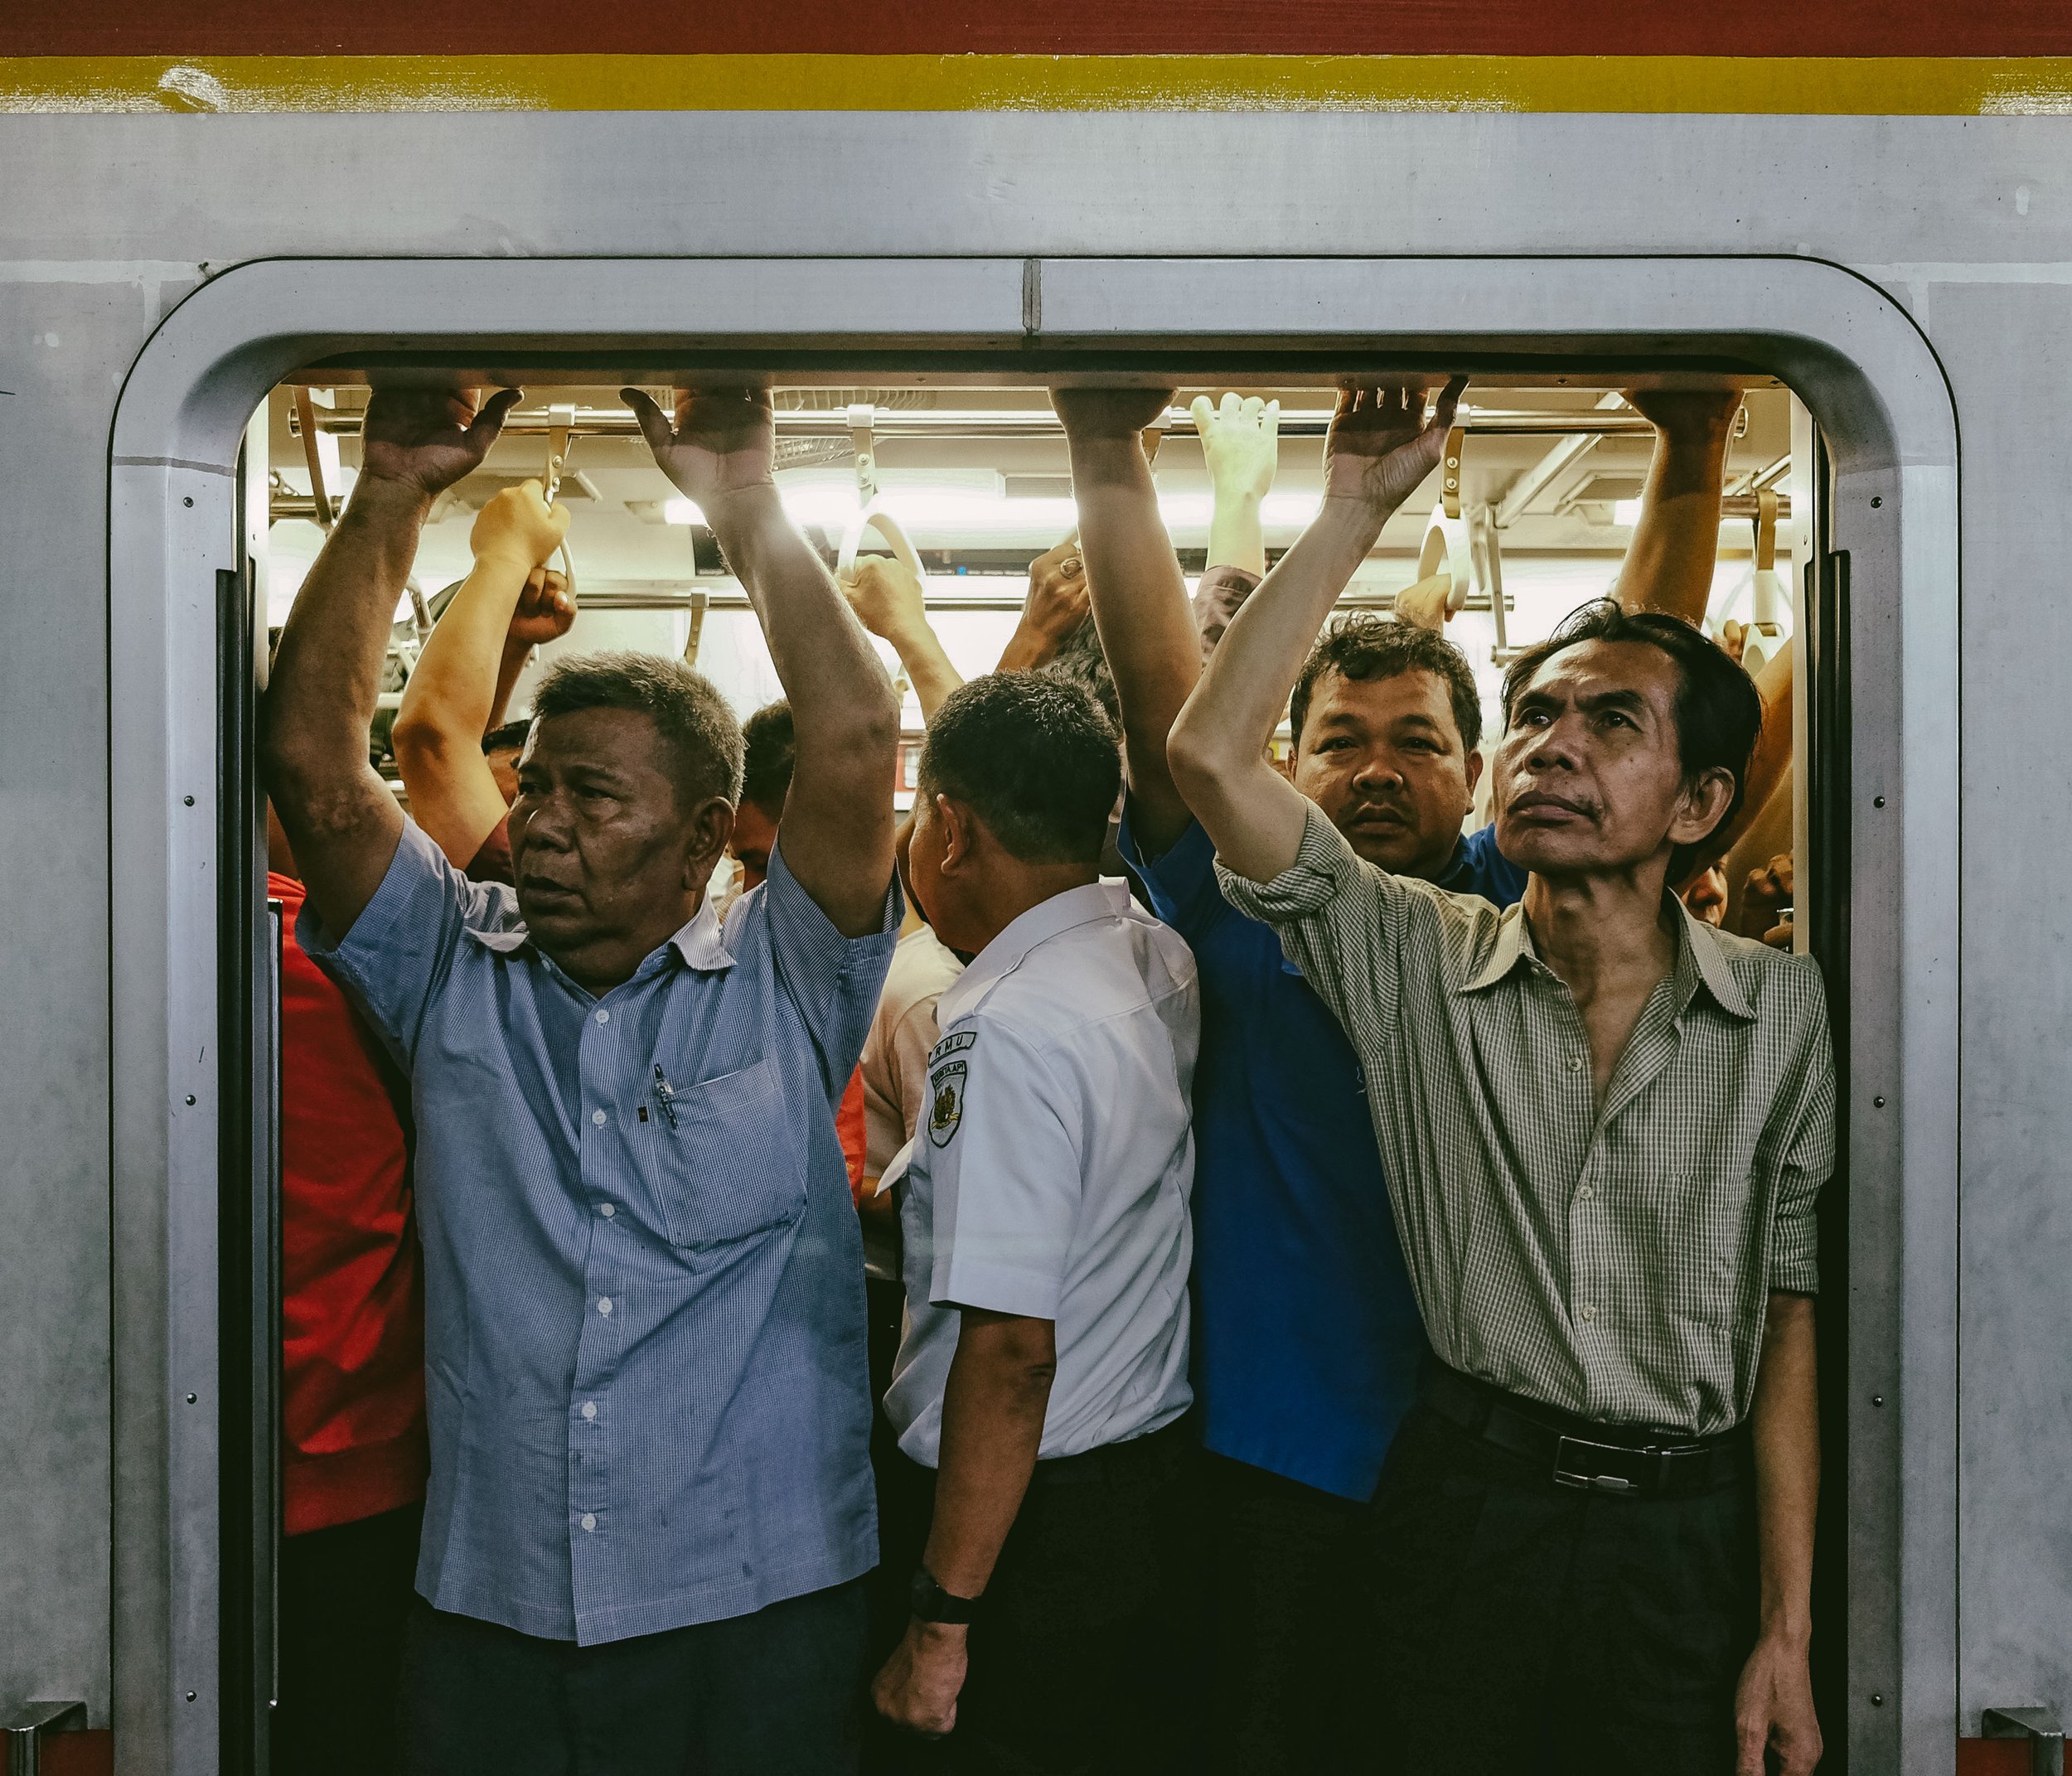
[263,375,1826,1776]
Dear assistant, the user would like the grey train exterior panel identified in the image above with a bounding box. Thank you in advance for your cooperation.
[0,108,2059,1769]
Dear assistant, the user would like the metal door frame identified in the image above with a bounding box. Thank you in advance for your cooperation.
[106,254,1958,1774]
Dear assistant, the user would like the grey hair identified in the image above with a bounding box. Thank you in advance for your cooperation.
[530,651,745,806]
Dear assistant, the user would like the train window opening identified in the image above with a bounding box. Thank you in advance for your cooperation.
[242,361,1837,1764]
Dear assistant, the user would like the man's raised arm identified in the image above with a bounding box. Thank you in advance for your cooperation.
[262,385,518,936]
[1053,386,1199,857]
[627,385,898,936]
[1168,379,1463,884]
[1614,385,1742,626]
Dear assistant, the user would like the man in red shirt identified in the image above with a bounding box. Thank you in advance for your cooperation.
[269,802,426,1776]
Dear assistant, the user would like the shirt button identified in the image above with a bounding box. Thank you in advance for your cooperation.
[1579,1303,1597,1322]
[1566,1055,1584,1072]
[1577,1184,1595,1201]
[598,1296,613,1316]
[594,1009,609,1024]
[591,1108,607,1126]
[580,1513,597,1532]
[581,1401,597,1420]
[599,1203,616,1219]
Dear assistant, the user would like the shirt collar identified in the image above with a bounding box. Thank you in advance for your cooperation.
[462,894,737,975]
[937,880,1126,1025]
[1460,891,1755,1022]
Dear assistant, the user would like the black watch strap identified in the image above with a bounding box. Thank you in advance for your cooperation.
[909,1566,980,1624]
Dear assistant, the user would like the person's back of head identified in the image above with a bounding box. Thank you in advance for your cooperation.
[733,699,796,888]
[909,673,1121,952]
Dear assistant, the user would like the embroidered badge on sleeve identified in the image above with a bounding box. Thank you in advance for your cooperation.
[928,1059,966,1148]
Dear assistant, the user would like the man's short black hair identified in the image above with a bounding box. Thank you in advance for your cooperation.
[1038,614,1121,728]
[482,719,532,757]
[739,700,796,817]
[1290,616,1484,754]
[531,651,744,808]
[919,672,1121,868]
[1500,599,1763,883]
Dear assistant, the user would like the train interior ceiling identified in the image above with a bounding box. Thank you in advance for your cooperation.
[262,373,1801,845]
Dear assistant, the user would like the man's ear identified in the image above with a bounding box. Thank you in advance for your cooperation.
[1463,748,1484,811]
[937,794,979,873]
[1668,768,1736,851]
[683,796,736,888]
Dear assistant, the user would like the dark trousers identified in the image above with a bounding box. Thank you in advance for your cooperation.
[870,1424,1192,1776]
[398,1578,869,1776]
[275,1498,424,1776]
[1188,1451,1377,1775]
[1366,1400,1760,1775]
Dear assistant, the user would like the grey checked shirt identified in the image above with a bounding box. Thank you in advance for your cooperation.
[1217,804,1835,1436]
[303,820,899,1645]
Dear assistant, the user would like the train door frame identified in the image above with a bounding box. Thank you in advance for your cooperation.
[105,254,1958,1775]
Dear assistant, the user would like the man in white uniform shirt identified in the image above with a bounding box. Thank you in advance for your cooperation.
[871,673,1198,1774]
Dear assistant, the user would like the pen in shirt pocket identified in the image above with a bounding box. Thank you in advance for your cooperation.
[651,1064,680,1130]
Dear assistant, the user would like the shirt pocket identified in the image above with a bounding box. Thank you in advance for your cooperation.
[1659,1167,1757,1329]
[637,1056,807,1251]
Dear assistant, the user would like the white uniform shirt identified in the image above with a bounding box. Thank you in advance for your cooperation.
[884,881,1199,1466]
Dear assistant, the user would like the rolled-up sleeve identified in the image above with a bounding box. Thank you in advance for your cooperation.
[295,820,507,1063]
[760,840,903,1096]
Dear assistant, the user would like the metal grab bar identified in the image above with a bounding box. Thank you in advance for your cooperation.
[2,1701,85,1776]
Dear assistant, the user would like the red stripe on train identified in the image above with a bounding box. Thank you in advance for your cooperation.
[7,0,2072,60]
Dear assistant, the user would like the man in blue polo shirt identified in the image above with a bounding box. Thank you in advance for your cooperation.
[1054,380,1757,1770]
[264,382,903,1774]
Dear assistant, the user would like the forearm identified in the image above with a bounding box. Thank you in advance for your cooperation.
[395,554,532,757]
[1207,488,1266,578]
[1749,1292,1819,1646]
[884,621,964,723]
[487,636,531,731]
[922,1312,1055,1598]
[1067,433,1202,849]
[266,477,427,811]
[709,486,898,747]
[1616,415,1734,626]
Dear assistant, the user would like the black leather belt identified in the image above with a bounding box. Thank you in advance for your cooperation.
[1419,1364,1749,1499]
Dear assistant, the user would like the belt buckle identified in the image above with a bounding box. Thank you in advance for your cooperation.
[1552,1435,1639,1495]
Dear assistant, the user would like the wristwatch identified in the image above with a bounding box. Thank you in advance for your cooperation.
[909,1566,981,1625]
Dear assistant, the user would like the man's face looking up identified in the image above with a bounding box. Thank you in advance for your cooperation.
[1290,666,1481,880]
[1492,636,1715,881]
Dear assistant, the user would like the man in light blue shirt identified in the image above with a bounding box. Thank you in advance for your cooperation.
[264,383,903,1774]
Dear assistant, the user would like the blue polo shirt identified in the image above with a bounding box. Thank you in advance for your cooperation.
[302,820,900,1644]
[1120,811,1526,1500]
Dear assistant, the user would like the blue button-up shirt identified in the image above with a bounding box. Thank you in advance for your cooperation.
[301,820,900,1645]
[1119,813,1525,1500]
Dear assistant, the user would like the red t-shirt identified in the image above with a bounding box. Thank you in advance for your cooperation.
[274,872,428,1535]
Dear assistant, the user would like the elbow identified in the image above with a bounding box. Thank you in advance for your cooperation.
[1164,708,1227,805]
[389,708,456,779]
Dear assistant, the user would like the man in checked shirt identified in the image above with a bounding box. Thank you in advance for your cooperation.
[1168,382,1834,1776]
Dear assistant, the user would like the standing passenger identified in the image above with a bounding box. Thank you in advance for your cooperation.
[269,803,424,1776]
[1167,382,1832,1776]
[1054,380,1757,1770]
[870,674,1198,1774]
[264,383,903,1775]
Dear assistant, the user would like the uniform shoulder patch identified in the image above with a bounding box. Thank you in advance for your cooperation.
[929,1028,977,1066]
[927,1058,967,1148]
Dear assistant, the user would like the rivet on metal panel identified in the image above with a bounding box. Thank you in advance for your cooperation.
[1872,1394,1885,1407]
[184,1692,196,1703]
[1870,496,1882,508]
[183,796,194,806]
[1871,1693,1885,1706]
[1872,796,1886,808]
[184,1095,195,1106]
[184,1393,196,1404]
[182,496,193,508]
[1874,1096,1886,1107]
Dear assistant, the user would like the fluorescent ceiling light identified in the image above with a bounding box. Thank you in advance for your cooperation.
[1612,499,1643,526]
[662,483,1328,536]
